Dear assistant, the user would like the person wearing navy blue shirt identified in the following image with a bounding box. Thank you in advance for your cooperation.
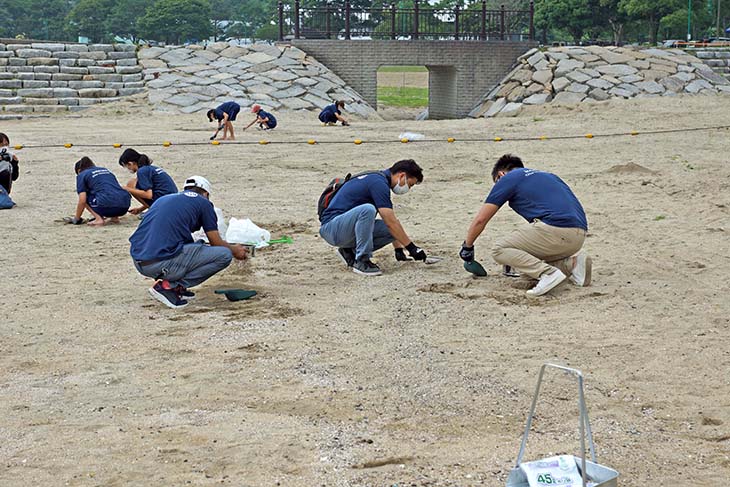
[207,101,241,140]
[118,148,178,215]
[318,100,349,126]
[129,175,249,309]
[245,104,277,130]
[460,154,591,297]
[319,159,428,276]
[71,156,131,226]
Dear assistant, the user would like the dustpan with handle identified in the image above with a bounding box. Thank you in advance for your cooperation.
[506,363,619,487]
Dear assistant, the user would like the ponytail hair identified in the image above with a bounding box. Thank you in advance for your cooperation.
[118,147,152,167]
[75,156,95,174]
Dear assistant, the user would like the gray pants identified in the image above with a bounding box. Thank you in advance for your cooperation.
[134,242,233,289]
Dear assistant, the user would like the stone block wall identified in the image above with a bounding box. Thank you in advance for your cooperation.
[690,48,730,79]
[290,40,536,119]
[0,41,143,116]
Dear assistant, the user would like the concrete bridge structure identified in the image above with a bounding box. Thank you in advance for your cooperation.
[289,40,536,119]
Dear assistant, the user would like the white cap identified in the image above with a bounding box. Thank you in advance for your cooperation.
[183,175,212,194]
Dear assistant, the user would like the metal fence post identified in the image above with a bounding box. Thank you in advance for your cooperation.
[481,0,487,40]
[454,4,460,40]
[345,0,351,39]
[413,0,419,40]
[278,1,284,41]
[325,2,331,39]
[391,4,396,40]
[529,1,535,41]
[500,4,505,40]
[294,0,300,39]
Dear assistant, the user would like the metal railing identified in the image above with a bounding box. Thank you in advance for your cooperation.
[278,1,534,41]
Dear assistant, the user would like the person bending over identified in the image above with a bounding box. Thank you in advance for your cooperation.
[72,156,131,226]
[118,148,178,215]
[207,101,240,140]
[245,104,277,131]
[129,176,248,309]
[319,100,349,126]
[460,154,592,297]
[319,159,428,276]
[0,133,19,209]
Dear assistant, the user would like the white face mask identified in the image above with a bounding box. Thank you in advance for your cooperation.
[392,175,410,195]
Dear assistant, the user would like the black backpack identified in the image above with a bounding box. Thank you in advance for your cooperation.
[317,170,384,221]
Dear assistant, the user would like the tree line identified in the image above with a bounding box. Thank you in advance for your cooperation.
[1,0,727,45]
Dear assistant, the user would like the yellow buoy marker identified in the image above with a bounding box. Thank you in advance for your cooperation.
[447,137,455,143]
[400,138,409,143]
[539,135,548,140]
[631,130,639,136]
[354,139,362,145]
[162,141,171,147]
[113,143,122,148]
[13,144,23,150]
[64,143,73,148]
[211,140,220,145]
[307,139,316,145]
[259,140,269,145]
[585,133,594,139]
[494,136,503,142]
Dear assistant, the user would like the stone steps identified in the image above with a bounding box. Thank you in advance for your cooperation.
[689,49,730,80]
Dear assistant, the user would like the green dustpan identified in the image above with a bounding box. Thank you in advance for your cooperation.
[215,289,257,301]
[464,260,488,277]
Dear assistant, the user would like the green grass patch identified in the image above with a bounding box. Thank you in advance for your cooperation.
[377,86,428,108]
[378,65,428,73]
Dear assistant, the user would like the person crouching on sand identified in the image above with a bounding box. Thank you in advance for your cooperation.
[71,156,131,226]
[319,100,349,126]
[118,148,178,215]
[460,154,592,297]
[244,104,277,131]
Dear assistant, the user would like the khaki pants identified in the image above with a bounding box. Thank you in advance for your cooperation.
[491,220,586,279]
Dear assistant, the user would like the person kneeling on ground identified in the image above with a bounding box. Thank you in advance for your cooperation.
[319,100,349,126]
[118,148,178,215]
[129,176,248,309]
[0,132,19,209]
[207,101,240,140]
[460,154,592,297]
[71,156,131,226]
[244,104,277,131]
[319,159,428,276]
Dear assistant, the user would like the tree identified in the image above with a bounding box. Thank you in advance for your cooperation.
[107,0,150,41]
[67,0,115,43]
[619,0,682,44]
[3,0,75,41]
[138,0,213,44]
[534,0,599,42]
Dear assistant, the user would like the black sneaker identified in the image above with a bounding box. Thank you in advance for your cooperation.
[175,285,196,300]
[352,259,382,276]
[336,248,356,267]
[149,281,189,309]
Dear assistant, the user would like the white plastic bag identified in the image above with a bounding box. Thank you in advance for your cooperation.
[192,206,227,243]
[520,455,591,487]
[399,132,425,141]
[225,218,271,248]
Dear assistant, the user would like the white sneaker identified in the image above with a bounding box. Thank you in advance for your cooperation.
[569,253,592,287]
[526,269,567,297]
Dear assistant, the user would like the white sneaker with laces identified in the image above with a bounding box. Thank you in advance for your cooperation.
[569,253,592,286]
[526,269,567,297]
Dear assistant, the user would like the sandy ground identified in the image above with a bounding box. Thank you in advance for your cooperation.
[2,95,730,486]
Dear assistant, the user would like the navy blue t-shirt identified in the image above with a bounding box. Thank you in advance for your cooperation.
[319,104,341,123]
[214,101,240,121]
[258,110,277,128]
[136,165,178,203]
[485,168,587,230]
[320,170,392,224]
[129,190,218,261]
[76,167,130,209]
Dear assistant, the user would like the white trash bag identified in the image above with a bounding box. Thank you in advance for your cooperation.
[399,132,425,141]
[192,206,227,243]
[226,218,271,248]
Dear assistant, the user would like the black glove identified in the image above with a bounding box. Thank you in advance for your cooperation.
[405,242,427,261]
[209,135,216,141]
[394,248,412,261]
[460,242,475,262]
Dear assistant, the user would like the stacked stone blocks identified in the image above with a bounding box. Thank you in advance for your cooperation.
[0,42,143,114]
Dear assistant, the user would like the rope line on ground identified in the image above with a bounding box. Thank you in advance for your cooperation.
[11,125,730,151]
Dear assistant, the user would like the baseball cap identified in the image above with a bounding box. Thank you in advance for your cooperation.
[251,104,261,113]
[183,175,212,194]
